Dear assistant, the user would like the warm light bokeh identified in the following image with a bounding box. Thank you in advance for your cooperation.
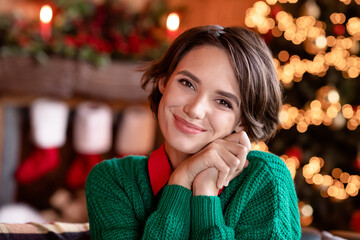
[166,12,180,32]
[39,5,53,24]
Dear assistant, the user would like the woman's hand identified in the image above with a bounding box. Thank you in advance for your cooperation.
[192,167,219,196]
[168,131,251,194]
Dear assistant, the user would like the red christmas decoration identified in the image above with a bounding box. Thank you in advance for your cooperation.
[66,154,102,189]
[333,24,345,36]
[15,99,69,185]
[270,4,283,18]
[15,148,60,184]
[354,156,360,171]
[285,146,303,162]
[66,102,113,189]
[262,30,274,44]
[351,210,360,233]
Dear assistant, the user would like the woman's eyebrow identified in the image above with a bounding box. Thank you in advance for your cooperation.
[216,90,240,107]
[177,70,201,84]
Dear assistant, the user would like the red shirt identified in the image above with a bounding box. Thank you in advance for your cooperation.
[148,144,223,196]
[148,144,172,196]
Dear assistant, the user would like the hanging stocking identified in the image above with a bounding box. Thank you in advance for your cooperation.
[66,153,102,189]
[15,148,59,184]
[15,99,69,184]
[115,105,156,157]
[66,102,112,189]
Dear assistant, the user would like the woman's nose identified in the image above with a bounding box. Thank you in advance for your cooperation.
[183,96,207,119]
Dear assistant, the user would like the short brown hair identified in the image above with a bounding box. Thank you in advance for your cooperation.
[141,25,282,142]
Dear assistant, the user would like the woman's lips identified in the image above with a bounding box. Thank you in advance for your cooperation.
[173,114,206,134]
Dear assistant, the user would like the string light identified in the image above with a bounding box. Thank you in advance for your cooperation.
[279,155,300,179]
[302,157,360,200]
[298,201,313,226]
[250,140,360,200]
[338,0,360,5]
[246,1,360,201]
[256,1,360,127]
[279,102,360,130]
[330,13,346,24]
[251,141,269,152]
[245,1,360,83]
[315,35,327,48]
[278,85,360,131]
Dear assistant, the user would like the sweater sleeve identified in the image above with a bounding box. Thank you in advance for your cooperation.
[189,151,301,240]
[190,196,235,239]
[143,185,192,239]
[85,159,192,240]
[234,152,301,239]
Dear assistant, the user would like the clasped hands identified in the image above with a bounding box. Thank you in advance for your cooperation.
[168,131,251,196]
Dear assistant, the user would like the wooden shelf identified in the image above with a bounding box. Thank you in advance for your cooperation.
[0,57,149,103]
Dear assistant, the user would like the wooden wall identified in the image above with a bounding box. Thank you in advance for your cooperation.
[0,0,257,29]
[167,0,257,31]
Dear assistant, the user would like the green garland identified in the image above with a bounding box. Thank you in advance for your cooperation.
[0,0,171,66]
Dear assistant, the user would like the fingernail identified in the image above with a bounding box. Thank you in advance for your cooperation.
[225,180,229,187]
[244,160,249,168]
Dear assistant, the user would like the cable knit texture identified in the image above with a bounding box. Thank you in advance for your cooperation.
[85,150,301,239]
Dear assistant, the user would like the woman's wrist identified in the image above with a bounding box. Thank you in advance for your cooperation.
[192,168,219,196]
[168,166,192,190]
[193,184,218,196]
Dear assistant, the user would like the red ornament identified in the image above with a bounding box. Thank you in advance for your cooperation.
[262,31,274,44]
[351,210,360,233]
[334,24,345,36]
[285,146,303,162]
[271,4,283,18]
[354,156,360,171]
[128,32,141,54]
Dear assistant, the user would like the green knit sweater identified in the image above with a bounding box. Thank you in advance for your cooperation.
[85,150,301,239]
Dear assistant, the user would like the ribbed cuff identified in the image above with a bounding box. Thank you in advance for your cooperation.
[157,185,192,220]
[191,196,225,231]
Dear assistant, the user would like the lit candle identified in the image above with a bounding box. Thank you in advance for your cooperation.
[39,5,53,41]
[166,12,180,40]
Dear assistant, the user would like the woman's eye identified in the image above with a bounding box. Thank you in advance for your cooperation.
[179,79,195,89]
[216,99,232,109]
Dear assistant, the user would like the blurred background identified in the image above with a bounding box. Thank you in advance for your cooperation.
[0,0,359,234]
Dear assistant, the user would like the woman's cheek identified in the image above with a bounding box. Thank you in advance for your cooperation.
[212,113,237,136]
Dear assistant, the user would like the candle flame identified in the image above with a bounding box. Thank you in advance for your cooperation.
[40,5,53,24]
[166,12,180,32]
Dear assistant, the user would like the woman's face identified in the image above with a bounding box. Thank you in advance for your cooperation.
[158,45,242,156]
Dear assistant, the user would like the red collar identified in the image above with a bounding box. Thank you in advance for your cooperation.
[148,144,173,196]
[148,144,223,196]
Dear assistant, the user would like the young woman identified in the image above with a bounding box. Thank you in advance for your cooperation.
[86,25,301,239]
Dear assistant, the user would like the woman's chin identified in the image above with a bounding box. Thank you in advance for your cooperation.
[170,141,206,155]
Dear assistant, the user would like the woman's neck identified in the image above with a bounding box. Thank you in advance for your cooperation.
[164,142,190,170]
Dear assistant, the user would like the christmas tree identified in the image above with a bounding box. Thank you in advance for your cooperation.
[245,0,360,232]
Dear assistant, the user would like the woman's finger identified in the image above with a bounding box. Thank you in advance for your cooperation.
[215,146,241,187]
[224,131,251,152]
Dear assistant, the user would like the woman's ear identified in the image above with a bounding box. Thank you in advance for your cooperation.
[234,125,245,133]
[159,78,166,94]
[234,119,245,133]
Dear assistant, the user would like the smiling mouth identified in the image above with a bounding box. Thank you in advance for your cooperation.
[173,114,206,134]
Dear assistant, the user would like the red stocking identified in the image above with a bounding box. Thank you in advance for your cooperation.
[15,147,59,184]
[66,153,102,189]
